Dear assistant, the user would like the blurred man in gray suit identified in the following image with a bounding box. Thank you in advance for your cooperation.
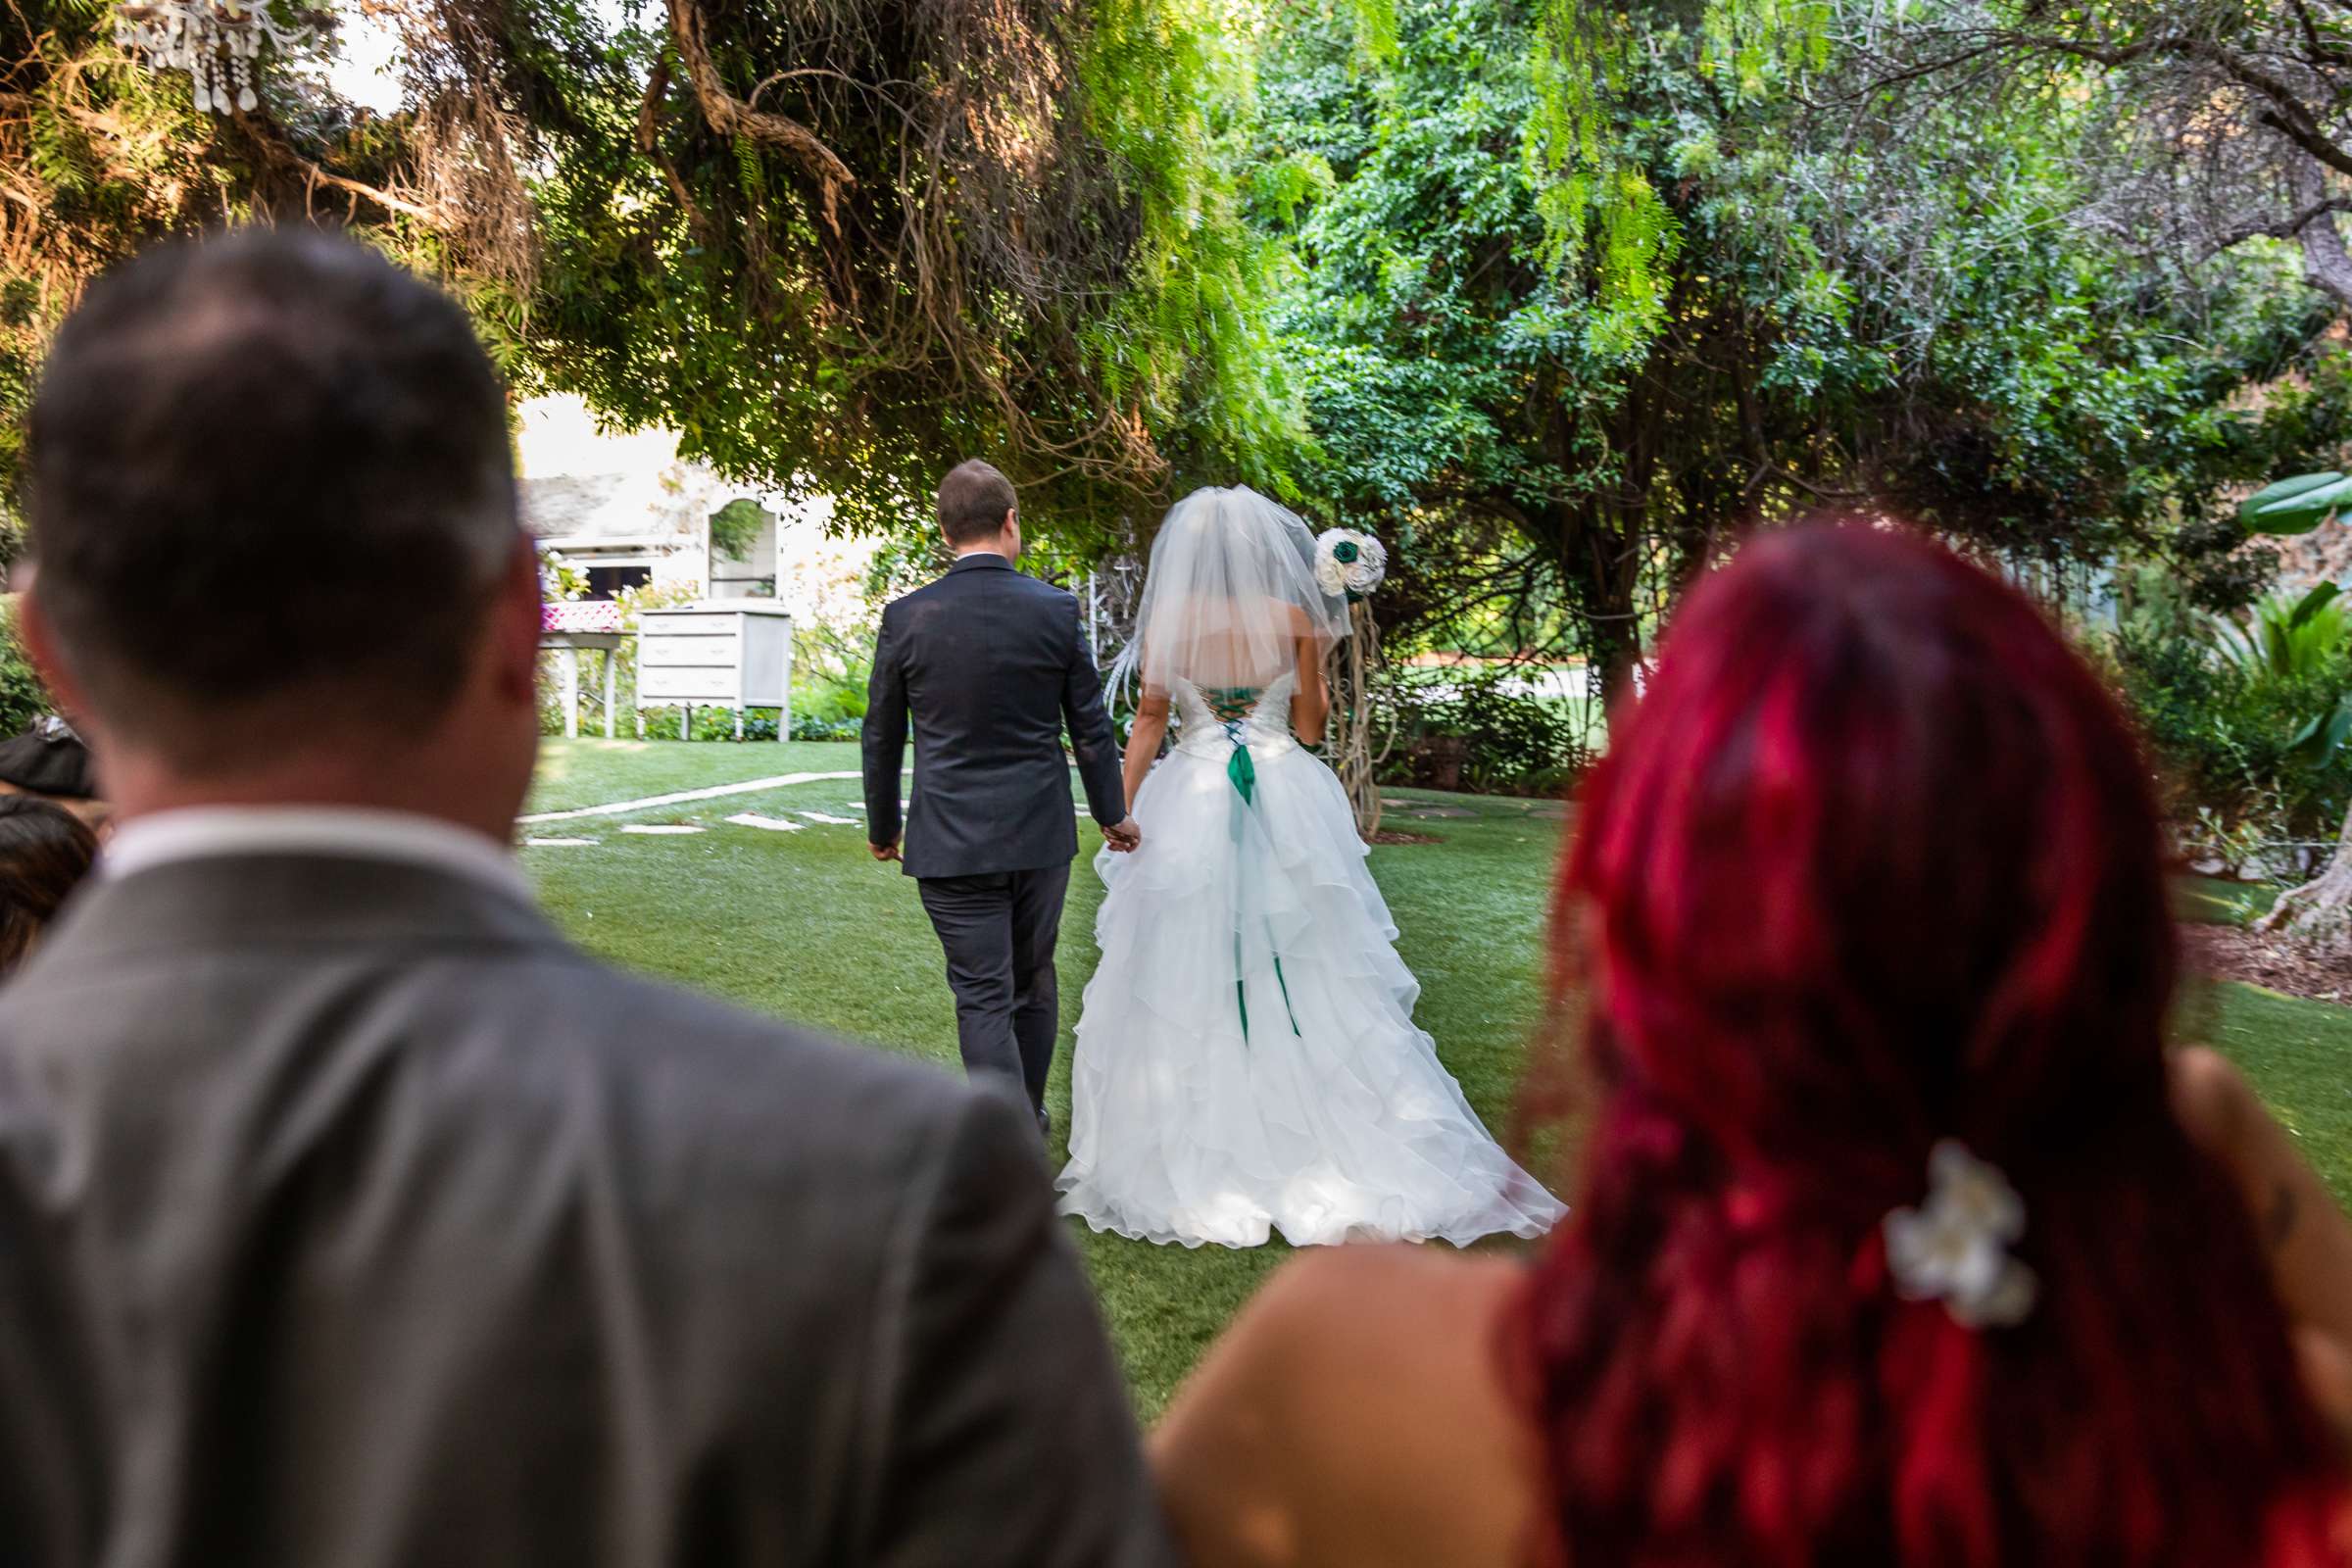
[0,229,1172,1568]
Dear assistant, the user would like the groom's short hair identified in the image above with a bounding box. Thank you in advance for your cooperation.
[25,227,517,772]
[937,460,1017,545]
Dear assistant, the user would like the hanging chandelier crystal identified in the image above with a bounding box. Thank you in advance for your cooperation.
[114,0,318,116]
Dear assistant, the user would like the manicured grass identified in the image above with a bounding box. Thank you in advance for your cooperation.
[519,737,2352,1415]
[2183,978,2352,1202]
[2176,874,2283,927]
[526,737,863,816]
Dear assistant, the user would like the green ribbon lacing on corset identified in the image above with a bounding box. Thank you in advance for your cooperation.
[1215,702,1299,1044]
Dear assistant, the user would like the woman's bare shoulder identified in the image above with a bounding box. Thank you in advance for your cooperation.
[1153,1247,1551,1568]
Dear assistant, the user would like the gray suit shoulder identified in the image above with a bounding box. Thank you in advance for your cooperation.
[526,955,978,1157]
[302,944,998,1256]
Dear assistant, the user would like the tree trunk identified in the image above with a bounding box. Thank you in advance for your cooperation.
[1323,600,1389,840]
[2291,155,2352,313]
[2256,801,2352,953]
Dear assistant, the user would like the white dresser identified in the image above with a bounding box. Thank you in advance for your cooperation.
[635,602,794,740]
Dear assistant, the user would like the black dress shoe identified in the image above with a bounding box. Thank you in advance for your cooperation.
[1035,1106,1052,1143]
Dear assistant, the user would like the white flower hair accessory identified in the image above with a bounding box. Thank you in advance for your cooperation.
[1314,527,1387,601]
[1883,1140,2038,1329]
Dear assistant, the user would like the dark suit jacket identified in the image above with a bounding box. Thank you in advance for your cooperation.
[862,554,1126,880]
[0,853,1173,1568]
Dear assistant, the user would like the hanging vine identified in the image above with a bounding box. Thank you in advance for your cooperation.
[1323,598,1395,841]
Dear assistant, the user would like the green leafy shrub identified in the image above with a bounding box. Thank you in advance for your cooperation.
[0,598,52,738]
[789,711,862,742]
[1376,664,1592,797]
[2113,607,2352,872]
[2204,584,2350,684]
[794,627,870,729]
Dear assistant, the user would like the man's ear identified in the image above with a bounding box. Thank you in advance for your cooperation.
[489,536,544,707]
[15,586,91,721]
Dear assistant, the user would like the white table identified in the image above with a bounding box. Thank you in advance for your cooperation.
[541,630,626,739]
[635,602,794,740]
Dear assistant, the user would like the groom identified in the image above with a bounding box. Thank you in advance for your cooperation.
[864,461,1139,1136]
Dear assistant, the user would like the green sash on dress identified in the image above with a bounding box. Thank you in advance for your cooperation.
[1201,686,1298,1043]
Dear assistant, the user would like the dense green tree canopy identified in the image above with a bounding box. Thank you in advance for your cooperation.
[3,0,2347,598]
[1253,0,2350,676]
[1847,1,2352,311]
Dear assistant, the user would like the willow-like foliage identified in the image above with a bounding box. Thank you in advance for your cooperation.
[0,0,1301,547]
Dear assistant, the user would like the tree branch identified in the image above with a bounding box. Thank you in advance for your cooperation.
[2286,0,2352,65]
[636,55,710,239]
[229,109,440,223]
[2256,108,2352,181]
[663,0,854,230]
[2211,193,2352,251]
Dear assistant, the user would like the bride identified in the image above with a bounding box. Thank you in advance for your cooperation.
[1054,486,1564,1249]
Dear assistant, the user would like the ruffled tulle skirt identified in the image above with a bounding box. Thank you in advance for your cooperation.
[1054,736,1565,1249]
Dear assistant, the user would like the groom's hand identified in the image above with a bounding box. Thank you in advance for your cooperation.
[1103,817,1142,854]
[869,838,901,862]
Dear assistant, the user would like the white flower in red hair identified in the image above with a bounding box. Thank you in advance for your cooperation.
[1884,1141,2038,1329]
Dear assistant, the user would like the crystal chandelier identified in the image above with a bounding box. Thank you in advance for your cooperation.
[115,0,318,116]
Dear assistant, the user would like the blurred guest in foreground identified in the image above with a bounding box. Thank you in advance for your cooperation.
[1154,523,2352,1568]
[0,712,106,830]
[0,795,95,970]
[0,228,1170,1568]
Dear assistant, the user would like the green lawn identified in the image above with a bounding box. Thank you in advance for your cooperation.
[526,737,860,815]
[2175,874,2283,927]
[520,737,2352,1418]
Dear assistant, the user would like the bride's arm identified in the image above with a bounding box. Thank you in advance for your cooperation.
[1121,690,1171,811]
[1292,636,1332,746]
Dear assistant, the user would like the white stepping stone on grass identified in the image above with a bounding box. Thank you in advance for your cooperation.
[524,836,597,848]
[620,824,705,836]
[799,810,859,825]
[726,812,805,832]
[517,769,866,825]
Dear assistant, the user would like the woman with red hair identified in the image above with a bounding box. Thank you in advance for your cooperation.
[1153,522,2352,1568]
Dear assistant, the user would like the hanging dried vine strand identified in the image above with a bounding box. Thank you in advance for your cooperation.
[1323,599,1394,841]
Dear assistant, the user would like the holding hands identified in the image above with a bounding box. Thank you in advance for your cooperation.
[873,820,1136,858]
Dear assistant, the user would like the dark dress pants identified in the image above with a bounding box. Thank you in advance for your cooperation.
[916,861,1071,1116]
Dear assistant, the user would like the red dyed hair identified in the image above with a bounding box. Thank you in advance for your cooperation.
[1522,523,2344,1568]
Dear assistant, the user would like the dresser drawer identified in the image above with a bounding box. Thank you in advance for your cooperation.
[638,665,739,701]
[640,631,741,668]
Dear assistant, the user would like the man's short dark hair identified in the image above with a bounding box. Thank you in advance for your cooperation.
[25,227,517,770]
[936,460,1017,546]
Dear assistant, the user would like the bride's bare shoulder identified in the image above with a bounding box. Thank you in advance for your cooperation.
[1153,1247,1552,1568]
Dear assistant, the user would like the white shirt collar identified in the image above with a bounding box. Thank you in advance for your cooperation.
[103,807,532,906]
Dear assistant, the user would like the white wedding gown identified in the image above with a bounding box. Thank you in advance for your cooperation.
[1054,672,1566,1249]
